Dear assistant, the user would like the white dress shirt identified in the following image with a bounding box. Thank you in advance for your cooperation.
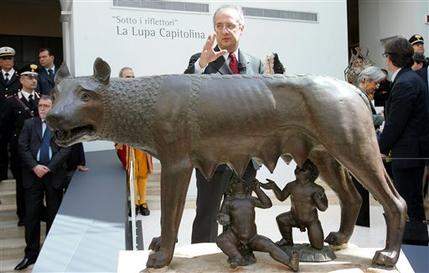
[2,68,15,81]
[19,90,37,101]
[45,65,55,75]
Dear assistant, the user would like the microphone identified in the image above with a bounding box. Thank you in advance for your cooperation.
[238,62,246,73]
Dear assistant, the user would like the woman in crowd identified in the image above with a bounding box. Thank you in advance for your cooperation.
[352,66,387,227]
[357,66,386,131]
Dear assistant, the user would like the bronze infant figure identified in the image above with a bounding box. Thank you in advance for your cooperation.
[261,159,328,250]
[216,177,300,271]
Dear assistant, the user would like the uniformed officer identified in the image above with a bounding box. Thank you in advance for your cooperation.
[0,46,20,181]
[1,64,40,225]
[0,46,20,97]
[409,34,426,55]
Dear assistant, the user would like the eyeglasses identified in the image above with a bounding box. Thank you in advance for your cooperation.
[215,23,240,31]
[124,75,135,78]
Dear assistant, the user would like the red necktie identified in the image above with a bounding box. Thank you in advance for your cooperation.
[229,53,239,74]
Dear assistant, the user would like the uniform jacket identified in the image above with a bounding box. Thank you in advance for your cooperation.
[0,91,39,144]
[0,69,20,97]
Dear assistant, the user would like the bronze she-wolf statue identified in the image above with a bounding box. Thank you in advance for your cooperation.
[46,58,406,269]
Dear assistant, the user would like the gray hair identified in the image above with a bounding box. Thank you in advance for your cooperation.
[213,5,245,27]
[39,94,52,102]
[357,66,385,83]
[118,67,133,78]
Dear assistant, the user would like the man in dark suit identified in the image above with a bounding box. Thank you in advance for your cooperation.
[184,5,264,243]
[1,64,40,225]
[37,48,56,95]
[15,95,71,270]
[413,53,428,90]
[379,37,429,246]
[0,46,21,181]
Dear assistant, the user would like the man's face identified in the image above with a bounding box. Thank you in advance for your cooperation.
[214,8,244,52]
[38,99,52,120]
[413,43,425,54]
[20,75,38,91]
[0,57,14,70]
[384,55,395,72]
[121,69,135,79]
[39,50,54,68]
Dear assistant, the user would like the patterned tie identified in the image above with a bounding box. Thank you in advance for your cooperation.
[48,69,54,79]
[39,121,51,165]
[229,53,239,74]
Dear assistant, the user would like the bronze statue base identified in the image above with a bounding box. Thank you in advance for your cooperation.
[279,243,336,262]
[118,243,409,273]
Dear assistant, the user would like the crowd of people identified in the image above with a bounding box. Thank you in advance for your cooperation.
[0,48,88,270]
[0,4,428,270]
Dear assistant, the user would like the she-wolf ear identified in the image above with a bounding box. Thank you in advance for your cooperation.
[54,62,72,85]
[93,57,111,85]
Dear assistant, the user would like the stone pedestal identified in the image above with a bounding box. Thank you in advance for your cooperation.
[117,243,413,273]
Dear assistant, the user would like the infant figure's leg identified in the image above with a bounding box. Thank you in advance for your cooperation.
[248,234,299,272]
[276,211,295,246]
[216,229,244,268]
[308,220,324,250]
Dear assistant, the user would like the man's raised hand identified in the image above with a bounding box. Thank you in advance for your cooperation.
[198,33,227,68]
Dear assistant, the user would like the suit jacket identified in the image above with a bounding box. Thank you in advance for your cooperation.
[0,70,20,97]
[66,143,86,171]
[184,47,264,75]
[18,117,71,189]
[415,66,428,89]
[37,67,56,95]
[379,68,429,169]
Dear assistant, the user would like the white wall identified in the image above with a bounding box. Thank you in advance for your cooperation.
[70,0,348,153]
[359,0,429,68]
[70,0,348,77]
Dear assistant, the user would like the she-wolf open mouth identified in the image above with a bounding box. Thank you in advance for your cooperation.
[54,124,96,145]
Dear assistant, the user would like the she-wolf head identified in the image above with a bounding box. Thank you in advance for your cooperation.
[46,58,111,146]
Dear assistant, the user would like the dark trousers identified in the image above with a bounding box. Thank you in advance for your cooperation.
[0,138,8,180]
[10,142,25,221]
[24,173,63,260]
[392,165,428,245]
[191,162,256,243]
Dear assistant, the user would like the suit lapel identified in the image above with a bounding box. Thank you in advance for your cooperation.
[8,72,19,86]
[0,73,6,85]
[35,118,43,140]
[42,69,55,86]
[219,59,232,75]
[20,96,31,108]
[238,49,249,74]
